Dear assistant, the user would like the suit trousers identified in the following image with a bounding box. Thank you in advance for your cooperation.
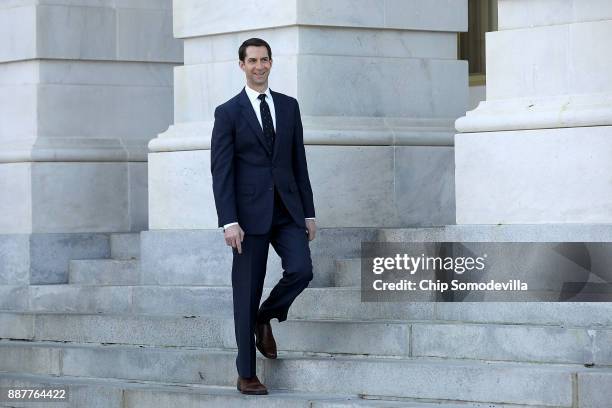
[231,186,313,378]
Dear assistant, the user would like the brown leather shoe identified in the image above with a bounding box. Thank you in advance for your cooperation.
[255,320,277,359]
[237,375,268,395]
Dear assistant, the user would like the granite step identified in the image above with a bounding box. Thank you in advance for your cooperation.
[334,258,361,287]
[0,311,610,365]
[0,372,536,408]
[0,312,410,357]
[69,259,141,285]
[3,284,612,326]
[0,339,607,407]
[4,285,434,320]
[109,233,140,260]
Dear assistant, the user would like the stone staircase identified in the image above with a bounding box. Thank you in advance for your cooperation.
[1,228,611,407]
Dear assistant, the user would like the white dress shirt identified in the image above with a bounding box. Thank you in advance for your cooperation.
[223,84,315,231]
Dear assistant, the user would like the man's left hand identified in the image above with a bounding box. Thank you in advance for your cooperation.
[306,219,316,241]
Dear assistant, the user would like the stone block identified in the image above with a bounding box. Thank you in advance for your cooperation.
[173,0,295,38]
[264,357,572,406]
[578,372,612,408]
[147,151,218,230]
[270,320,409,356]
[140,227,375,287]
[173,57,466,120]
[29,232,110,284]
[0,285,28,311]
[33,313,228,349]
[62,345,241,385]
[0,373,123,408]
[31,163,129,233]
[333,259,360,287]
[131,286,234,316]
[38,60,175,87]
[411,323,595,364]
[297,27,458,60]
[183,26,300,65]
[394,146,455,226]
[0,233,30,286]
[110,232,140,260]
[0,341,61,375]
[0,164,32,234]
[307,146,399,227]
[455,126,612,224]
[383,0,468,32]
[486,21,612,100]
[378,224,612,243]
[434,302,612,326]
[116,7,182,62]
[498,0,612,30]
[29,285,131,313]
[173,59,297,123]
[0,84,37,141]
[0,5,36,62]
[37,4,117,60]
[0,312,33,340]
[174,0,467,38]
[297,56,467,118]
[128,162,148,232]
[37,83,173,140]
[69,259,140,285]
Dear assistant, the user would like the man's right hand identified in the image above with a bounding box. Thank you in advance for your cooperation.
[224,224,245,254]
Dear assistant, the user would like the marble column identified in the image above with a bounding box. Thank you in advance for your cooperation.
[455,0,612,224]
[148,0,468,231]
[0,0,182,283]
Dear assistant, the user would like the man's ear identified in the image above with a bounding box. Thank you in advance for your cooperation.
[238,60,245,72]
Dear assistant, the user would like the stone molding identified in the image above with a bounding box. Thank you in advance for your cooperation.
[149,117,456,152]
[456,93,612,133]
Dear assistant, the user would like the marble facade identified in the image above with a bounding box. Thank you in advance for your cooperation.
[148,0,468,230]
[455,0,612,223]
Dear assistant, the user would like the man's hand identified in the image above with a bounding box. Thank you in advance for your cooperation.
[306,219,316,241]
[224,224,245,254]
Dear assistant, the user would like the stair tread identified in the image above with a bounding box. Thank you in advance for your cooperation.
[0,372,519,408]
[1,338,610,371]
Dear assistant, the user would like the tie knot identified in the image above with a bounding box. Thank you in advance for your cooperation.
[258,94,266,101]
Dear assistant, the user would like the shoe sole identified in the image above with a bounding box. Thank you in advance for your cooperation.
[256,341,277,359]
[237,385,268,395]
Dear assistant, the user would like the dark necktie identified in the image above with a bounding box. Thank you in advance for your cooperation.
[258,94,275,154]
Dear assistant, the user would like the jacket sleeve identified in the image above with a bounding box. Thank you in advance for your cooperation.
[292,100,316,218]
[210,105,238,228]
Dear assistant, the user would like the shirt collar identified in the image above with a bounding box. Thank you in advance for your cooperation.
[245,84,272,104]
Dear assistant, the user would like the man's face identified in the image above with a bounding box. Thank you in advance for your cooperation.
[239,46,272,88]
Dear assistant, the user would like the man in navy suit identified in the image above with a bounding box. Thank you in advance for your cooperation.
[210,38,316,395]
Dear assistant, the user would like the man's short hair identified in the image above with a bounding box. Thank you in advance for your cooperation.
[238,38,272,62]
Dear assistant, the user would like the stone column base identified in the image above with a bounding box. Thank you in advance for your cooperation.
[456,126,612,224]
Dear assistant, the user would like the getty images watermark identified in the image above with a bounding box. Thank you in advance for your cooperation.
[360,242,612,302]
[371,251,526,292]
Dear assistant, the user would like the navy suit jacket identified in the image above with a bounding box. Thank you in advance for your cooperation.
[210,88,315,235]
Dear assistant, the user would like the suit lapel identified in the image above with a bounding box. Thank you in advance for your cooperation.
[238,88,271,156]
[271,90,285,163]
